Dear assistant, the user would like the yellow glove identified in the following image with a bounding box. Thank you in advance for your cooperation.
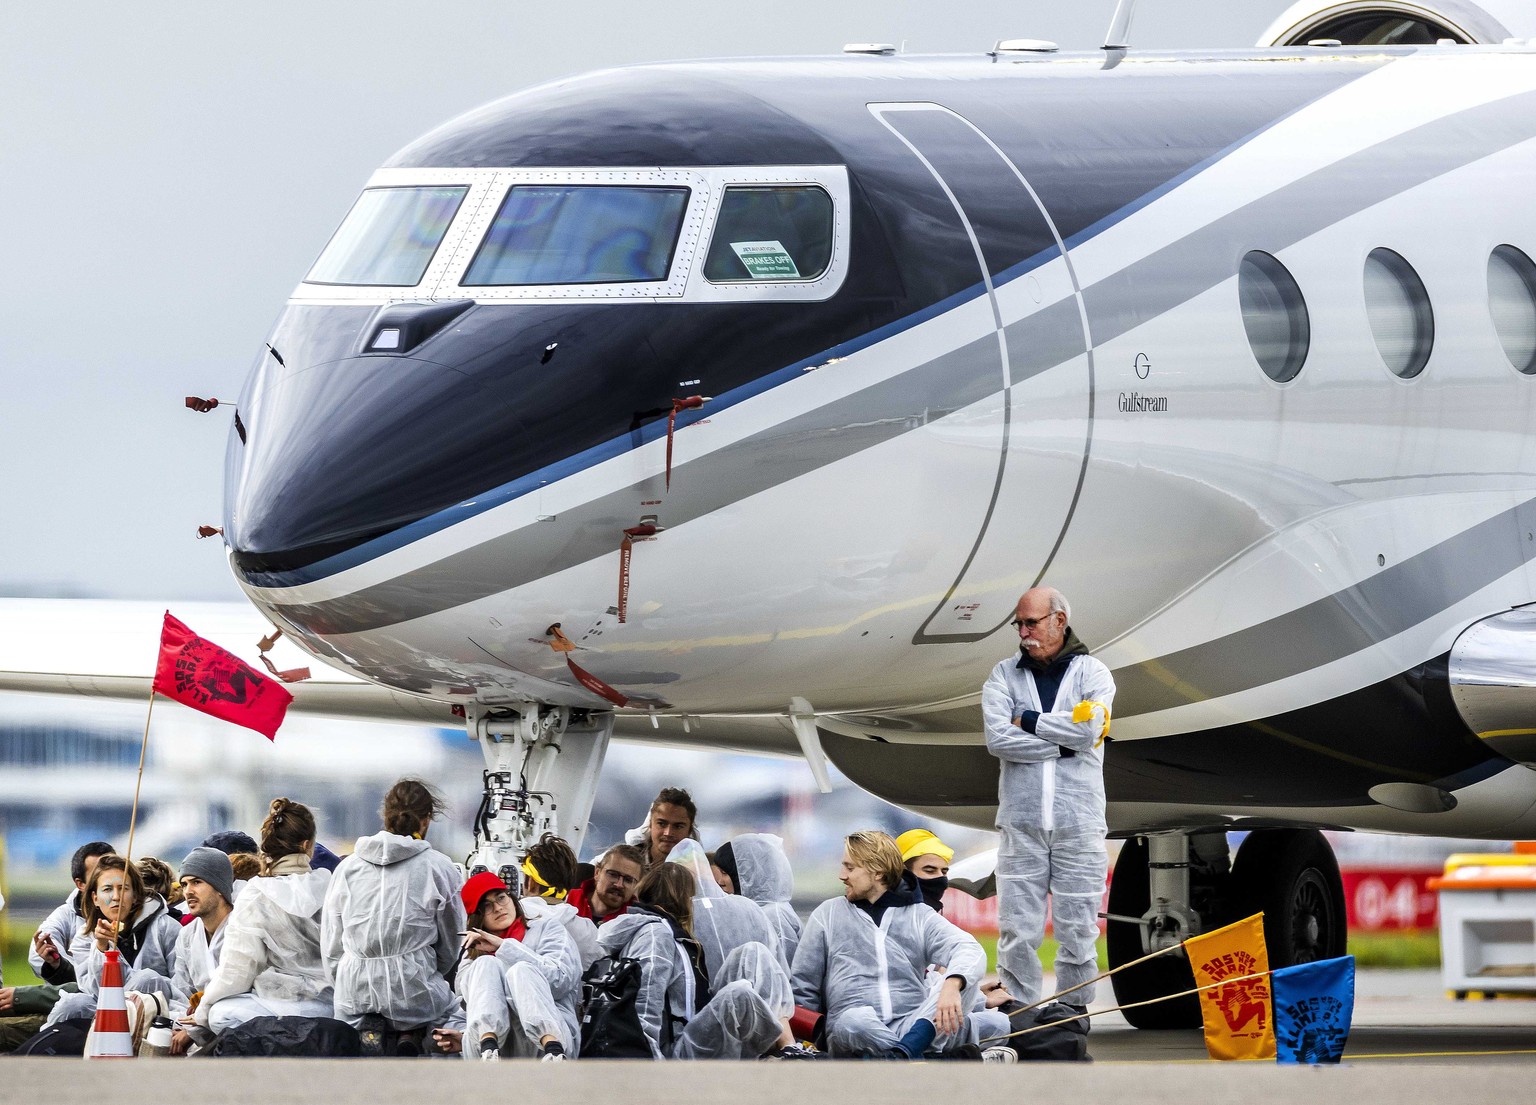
[1071,700,1111,747]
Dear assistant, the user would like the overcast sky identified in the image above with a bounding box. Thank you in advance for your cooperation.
[1,1,1286,601]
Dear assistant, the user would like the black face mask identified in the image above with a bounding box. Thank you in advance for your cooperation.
[916,874,950,912]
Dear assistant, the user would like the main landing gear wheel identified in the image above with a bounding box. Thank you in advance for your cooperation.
[1106,838,1201,1029]
[1231,828,1348,968]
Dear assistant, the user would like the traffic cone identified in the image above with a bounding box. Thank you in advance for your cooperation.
[86,949,135,1059]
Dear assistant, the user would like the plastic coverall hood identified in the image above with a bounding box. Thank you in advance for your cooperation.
[321,831,463,1028]
[666,839,783,984]
[727,834,802,967]
[729,835,793,902]
[351,830,433,866]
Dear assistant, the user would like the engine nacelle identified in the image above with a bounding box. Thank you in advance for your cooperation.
[1257,1,1533,46]
[1449,608,1536,767]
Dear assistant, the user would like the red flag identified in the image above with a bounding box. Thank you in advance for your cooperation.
[152,612,293,740]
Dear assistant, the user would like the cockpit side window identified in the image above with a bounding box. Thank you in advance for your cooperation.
[461,185,690,286]
[305,186,469,287]
[702,186,834,283]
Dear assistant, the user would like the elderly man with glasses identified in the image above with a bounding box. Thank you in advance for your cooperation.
[981,586,1115,1018]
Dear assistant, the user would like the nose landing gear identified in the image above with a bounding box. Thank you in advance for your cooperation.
[463,702,613,886]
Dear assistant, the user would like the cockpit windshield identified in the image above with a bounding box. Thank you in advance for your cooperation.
[306,186,468,287]
[461,185,689,286]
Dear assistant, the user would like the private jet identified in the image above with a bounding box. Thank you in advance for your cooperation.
[8,1,1536,1025]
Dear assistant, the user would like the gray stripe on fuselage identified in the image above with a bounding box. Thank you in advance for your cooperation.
[1079,91,1536,345]
[266,89,1536,636]
[1112,493,1536,715]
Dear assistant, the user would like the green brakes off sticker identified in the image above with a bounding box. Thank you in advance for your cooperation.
[731,240,800,279]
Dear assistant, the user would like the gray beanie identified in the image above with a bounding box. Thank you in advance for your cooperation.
[179,846,235,906]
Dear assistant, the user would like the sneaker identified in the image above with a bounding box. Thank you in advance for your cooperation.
[357,1013,387,1058]
[773,1043,825,1060]
[538,1041,566,1062]
[982,1046,1018,1064]
[478,1037,501,1062]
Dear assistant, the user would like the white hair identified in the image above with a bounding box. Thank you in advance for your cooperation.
[1043,587,1071,623]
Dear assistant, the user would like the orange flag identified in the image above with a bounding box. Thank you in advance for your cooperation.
[1184,913,1276,1061]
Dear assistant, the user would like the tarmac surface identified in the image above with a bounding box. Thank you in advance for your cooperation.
[6,970,1534,1104]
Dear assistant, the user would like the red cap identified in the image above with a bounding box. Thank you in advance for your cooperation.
[461,871,508,916]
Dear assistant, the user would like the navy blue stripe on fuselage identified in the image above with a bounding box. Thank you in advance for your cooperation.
[234,275,999,590]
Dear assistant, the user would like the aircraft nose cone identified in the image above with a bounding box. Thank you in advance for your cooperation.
[225,353,526,583]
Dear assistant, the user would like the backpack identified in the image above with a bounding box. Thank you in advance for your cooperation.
[1004,1001,1091,1062]
[578,955,652,1058]
[10,1017,91,1057]
[209,1016,362,1057]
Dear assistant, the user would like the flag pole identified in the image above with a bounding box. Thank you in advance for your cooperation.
[982,966,1275,1043]
[1008,938,1187,1016]
[123,688,157,867]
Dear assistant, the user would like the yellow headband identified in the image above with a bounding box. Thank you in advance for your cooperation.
[521,857,561,899]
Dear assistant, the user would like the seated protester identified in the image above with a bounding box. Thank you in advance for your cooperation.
[30,841,115,986]
[666,839,786,983]
[597,864,801,1060]
[627,787,700,869]
[522,833,601,971]
[897,829,955,913]
[37,853,180,1047]
[137,857,187,924]
[790,830,1006,1060]
[195,798,334,1034]
[456,872,580,1062]
[168,848,239,1055]
[720,835,802,968]
[896,829,1018,1022]
[323,779,463,1056]
[567,844,643,924]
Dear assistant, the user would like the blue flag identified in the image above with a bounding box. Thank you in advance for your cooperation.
[1271,955,1355,1064]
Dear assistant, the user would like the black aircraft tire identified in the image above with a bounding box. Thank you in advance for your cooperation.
[1230,829,1348,968]
[1106,838,1202,1029]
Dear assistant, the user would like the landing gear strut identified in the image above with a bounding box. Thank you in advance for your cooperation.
[463,702,613,886]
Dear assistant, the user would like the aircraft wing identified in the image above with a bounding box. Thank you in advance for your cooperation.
[0,597,802,754]
[0,596,452,722]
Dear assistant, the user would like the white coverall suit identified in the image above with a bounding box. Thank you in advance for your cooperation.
[790,887,994,1057]
[982,646,1114,1005]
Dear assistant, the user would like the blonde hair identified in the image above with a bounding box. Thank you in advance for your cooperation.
[844,830,904,892]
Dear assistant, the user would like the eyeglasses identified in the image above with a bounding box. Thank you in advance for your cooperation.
[599,870,639,887]
[1012,613,1060,630]
[479,889,512,905]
